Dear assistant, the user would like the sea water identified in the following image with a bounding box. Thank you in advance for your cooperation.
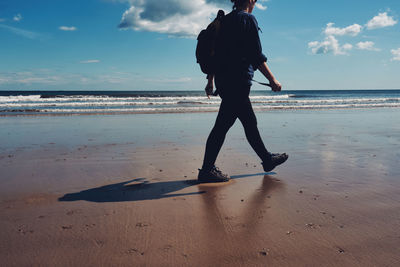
[0,90,399,115]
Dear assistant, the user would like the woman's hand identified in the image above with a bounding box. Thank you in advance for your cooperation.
[270,79,282,92]
[205,75,215,99]
[205,83,213,99]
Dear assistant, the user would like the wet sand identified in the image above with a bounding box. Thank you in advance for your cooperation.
[0,109,400,266]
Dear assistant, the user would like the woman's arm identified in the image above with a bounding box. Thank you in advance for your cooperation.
[258,62,282,92]
[246,15,282,92]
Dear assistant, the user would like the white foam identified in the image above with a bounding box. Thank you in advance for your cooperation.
[0,95,42,102]
[0,94,292,103]
[253,103,400,110]
[1,96,399,108]
[39,106,220,113]
[1,102,395,114]
[0,100,218,108]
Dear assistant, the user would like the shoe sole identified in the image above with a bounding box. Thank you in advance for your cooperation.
[198,177,230,183]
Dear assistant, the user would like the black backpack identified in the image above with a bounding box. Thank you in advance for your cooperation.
[196,10,225,75]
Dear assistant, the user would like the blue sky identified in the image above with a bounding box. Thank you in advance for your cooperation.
[1,0,400,91]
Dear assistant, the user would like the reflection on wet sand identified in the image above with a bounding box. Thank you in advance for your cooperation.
[198,175,284,264]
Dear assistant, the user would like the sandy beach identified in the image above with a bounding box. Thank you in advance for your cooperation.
[1,109,400,266]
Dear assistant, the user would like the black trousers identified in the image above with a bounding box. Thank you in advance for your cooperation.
[202,95,270,170]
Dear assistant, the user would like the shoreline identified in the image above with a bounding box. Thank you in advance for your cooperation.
[1,105,400,117]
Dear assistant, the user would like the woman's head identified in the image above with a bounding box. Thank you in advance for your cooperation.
[231,0,257,12]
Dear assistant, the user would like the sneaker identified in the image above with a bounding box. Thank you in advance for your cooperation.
[262,153,289,172]
[198,166,230,183]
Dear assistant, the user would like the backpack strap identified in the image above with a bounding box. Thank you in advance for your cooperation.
[252,79,271,87]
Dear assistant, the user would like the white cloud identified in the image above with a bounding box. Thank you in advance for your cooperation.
[324,22,362,37]
[308,22,362,56]
[118,1,225,37]
[366,12,397,30]
[13,14,22,22]
[342,43,353,51]
[308,35,352,55]
[255,3,267,11]
[80,60,100,64]
[117,0,267,37]
[391,48,400,61]
[308,11,399,57]
[356,41,380,51]
[59,26,77,31]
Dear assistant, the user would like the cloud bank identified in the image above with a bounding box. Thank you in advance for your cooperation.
[309,11,397,56]
[0,69,193,90]
[0,70,61,85]
[117,0,267,37]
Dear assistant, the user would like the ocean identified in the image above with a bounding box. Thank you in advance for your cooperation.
[0,89,399,115]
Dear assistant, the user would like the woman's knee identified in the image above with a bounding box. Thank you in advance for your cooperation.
[213,120,234,134]
[240,114,257,129]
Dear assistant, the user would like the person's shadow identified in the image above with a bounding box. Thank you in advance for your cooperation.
[58,172,275,203]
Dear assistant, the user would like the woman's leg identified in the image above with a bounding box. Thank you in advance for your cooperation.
[237,97,271,161]
[201,99,237,170]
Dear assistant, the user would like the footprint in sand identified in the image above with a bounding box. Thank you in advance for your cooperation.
[336,247,345,253]
[17,226,34,235]
[162,245,173,252]
[126,248,144,255]
[66,210,77,216]
[95,240,105,247]
[136,222,150,227]
[85,223,96,229]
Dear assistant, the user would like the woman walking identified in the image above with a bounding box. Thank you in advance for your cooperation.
[198,0,288,183]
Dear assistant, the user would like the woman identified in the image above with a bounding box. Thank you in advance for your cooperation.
[198,0,288,183]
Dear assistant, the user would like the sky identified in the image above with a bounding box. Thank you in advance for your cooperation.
[0,0,400,91]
